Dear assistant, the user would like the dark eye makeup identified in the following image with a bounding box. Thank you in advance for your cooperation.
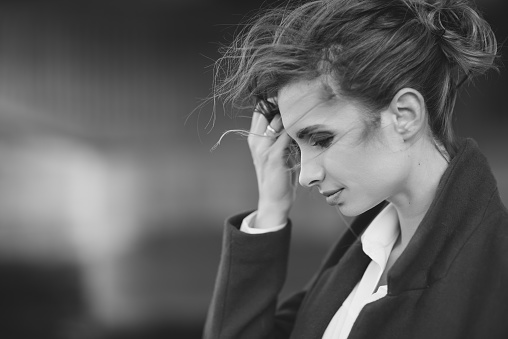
[289,131,335,154]
[308,132,335,148]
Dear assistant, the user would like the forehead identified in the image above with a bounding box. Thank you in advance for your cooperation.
[277,79,363,136]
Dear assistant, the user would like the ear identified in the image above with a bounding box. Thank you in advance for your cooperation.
[388,88,426,141]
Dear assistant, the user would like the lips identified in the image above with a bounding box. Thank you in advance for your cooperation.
[321,188,344,205]
[320,188,343,197]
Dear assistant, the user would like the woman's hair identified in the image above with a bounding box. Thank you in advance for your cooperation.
[213,0,498,157]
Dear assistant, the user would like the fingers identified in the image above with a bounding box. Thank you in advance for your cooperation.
[272,131,297,169]
[251,112,269,136]
[269,115,283,134]
[271,129,291,153]
[259,114,284,140]
[250,112,284,147]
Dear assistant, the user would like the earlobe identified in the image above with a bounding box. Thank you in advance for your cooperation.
[389,88,426,141]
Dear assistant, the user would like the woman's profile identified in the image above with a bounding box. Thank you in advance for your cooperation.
[203,0,507,338]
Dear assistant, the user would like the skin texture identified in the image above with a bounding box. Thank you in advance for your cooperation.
[280,82,409,217]
[251,77,449,266]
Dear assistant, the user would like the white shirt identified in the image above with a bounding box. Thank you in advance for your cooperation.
[240,204,400,339]
[322,203,399,338]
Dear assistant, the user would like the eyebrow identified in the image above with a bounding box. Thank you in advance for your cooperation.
[296,125,328,139]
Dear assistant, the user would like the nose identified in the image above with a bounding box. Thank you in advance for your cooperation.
[298,154,325,188]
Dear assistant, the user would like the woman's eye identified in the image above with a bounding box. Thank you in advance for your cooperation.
[309,134,334,148]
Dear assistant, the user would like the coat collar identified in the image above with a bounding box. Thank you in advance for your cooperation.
[291,203,387,339]
[387,138,499,294]
[291,138,501,338]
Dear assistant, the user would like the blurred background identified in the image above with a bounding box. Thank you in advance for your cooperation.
[0,0,506,338]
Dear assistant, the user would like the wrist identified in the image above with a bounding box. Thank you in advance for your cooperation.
[255,201,290,229]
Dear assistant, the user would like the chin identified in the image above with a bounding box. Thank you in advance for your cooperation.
[335,199,384,217]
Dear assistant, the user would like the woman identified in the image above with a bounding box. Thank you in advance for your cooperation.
[204,0,507,338]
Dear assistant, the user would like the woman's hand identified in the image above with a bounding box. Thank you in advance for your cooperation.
[248,110,298,229]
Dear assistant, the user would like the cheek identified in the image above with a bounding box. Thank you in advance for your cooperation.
[325,147,407,190]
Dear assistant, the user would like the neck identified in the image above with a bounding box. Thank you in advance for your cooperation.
[388,137,449,249]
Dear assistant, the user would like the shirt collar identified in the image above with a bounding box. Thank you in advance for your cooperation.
[361,203,400,269]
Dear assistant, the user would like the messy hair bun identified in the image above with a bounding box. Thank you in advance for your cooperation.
[414,0,496,72]
[214,0,498,156]
[407,0,498,151]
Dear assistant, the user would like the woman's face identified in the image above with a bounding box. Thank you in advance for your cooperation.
[278,79,411,216]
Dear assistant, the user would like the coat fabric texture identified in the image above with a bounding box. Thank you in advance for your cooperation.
[203,138,508,339]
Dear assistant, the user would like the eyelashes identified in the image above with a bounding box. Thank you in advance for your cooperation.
[286,132,335,168]
[308,132,334,148]
[288,132,335,158]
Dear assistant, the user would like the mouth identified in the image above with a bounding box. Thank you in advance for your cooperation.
[320,188,344,205]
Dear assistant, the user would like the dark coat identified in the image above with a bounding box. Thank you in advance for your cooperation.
[204,138,508,339]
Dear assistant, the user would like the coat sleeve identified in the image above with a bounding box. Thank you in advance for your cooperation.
[203,211,301,339]
[203,203,385,339]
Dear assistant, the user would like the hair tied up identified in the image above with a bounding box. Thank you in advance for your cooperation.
[413,3,451,45]
[213,0,498,157]
[433,27,446,40]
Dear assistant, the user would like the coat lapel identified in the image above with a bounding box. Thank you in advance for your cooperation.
[290,239,371,338]
[387,138,499,294]
[289,202,388,338]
